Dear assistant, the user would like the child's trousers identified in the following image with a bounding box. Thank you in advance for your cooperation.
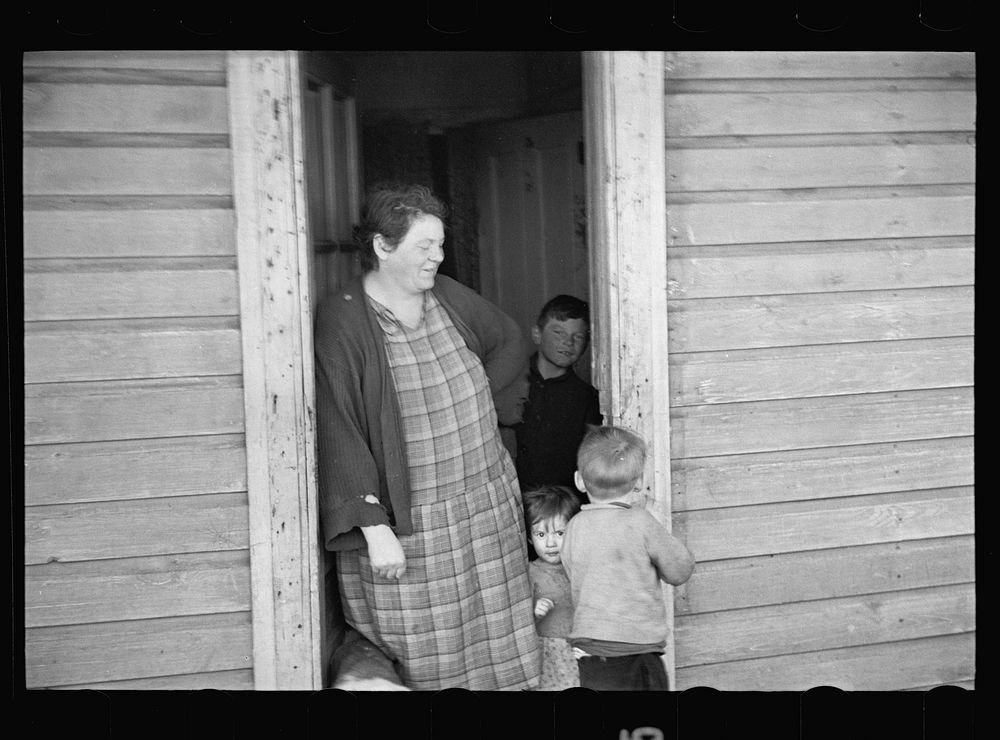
[577,652,669,691]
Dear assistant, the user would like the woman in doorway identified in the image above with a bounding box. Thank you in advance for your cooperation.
[314,183,539,690]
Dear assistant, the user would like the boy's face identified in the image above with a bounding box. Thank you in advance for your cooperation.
[532,316,589,377]
[530,515,569,565]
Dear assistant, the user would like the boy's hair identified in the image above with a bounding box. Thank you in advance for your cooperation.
[536,294,590,329]
[355,182,449,272]
[523,485,582,527]
[576,426,646,500]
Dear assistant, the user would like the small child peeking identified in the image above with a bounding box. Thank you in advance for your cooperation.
[524,485,583,691]
[561,425,696,691]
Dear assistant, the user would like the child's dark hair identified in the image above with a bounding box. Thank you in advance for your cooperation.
[523,485,582,527]
[536,294,590,328]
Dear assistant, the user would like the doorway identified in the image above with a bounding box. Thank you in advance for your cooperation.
[301,50,589,686]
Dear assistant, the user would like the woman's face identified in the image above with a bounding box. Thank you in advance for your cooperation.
[375,214,445,296]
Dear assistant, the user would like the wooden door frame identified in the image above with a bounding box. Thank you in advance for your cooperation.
[227,49,670,690]
[228,50,323,690]
[583,51,675,685]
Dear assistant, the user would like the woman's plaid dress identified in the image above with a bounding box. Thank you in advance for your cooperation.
[336,292,541,690]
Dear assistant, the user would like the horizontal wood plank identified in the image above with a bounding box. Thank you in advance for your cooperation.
[662,78,976,95]
[665,143,974,193]
[663,52,976,80]
[23,50,228,71]
[669,287,974,352]
[24,148,233,196]
[904,679,975,691]
[674,487,974,562]
[667,184,971,205]
[24,377,245,445]
[22,68,226,86]
[25,435,248,506]
[665,131,975,150]
[673,437,975,511]
[666,195,975,246]
[24,132,230,148]
[25,492,249,565]
[23,263,239,321]
[676,536,975,615]
[671,388,973,459]
[26,550,251,627]
[24,209,236,258]
[25,195,233,211]
[25,611,253,688]
[24,317,243,383]
[667,237,974,298]
[675,632,975,691]
[55,669,254,690]
[676,583,974,667]
[23,83,229,134]
[670,338,973,406]
[663,91,975,137]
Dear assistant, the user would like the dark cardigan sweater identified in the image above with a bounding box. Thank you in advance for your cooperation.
[314,274,528,552]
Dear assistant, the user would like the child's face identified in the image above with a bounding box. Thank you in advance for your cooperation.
[532,317,589,374]
[530,515,569,565]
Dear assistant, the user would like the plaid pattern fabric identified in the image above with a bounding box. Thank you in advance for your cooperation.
[337,293,541,690]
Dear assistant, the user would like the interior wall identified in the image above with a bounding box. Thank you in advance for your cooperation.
[346,51,530,130]
[344,51,582,291]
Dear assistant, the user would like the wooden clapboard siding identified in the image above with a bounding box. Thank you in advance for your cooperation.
[54,669,255,690]
[667,192,975,246]
[24,148,233,195]
[667,237,974,299]
[24,318,242,383]
[663,51,976,80]
[23,51,254,689]
[24,377,245,444]
[675,536,975,615]
[23,84,229,134]
[25,612,253,688]
[24,209,236,258]
[669,287,973,352]
[666,143,974,192]
[25,435,247,506]
[56,669,254,690]
[676,582,974,667]
[905,679,975,691]
[670,338,973,406]
[675,488,973,562]
[26,550,251,627]
[676,633,975,691]
[23,50,228,71]
[26,492,250,565]
[664,91,974,137]
[671,388,973,459]
[673,437,974,511]
[665,52,975,691]
[24,258,239,321]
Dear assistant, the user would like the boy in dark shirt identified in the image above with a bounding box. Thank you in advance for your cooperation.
[514,294,603,499]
